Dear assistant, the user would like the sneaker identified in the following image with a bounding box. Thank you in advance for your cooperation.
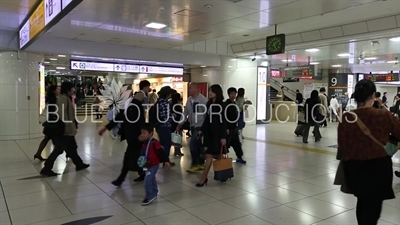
[236,158,247,164]
[40,168,59,177]
[198,165,205,170]
[187,165,200,173]
[141,197,157,206]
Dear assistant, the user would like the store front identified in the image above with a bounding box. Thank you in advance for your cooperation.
[133,76,188,103]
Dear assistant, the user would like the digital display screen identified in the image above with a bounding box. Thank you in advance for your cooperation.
[271,70,280,77]
[281,65,315,78]
[365,73,399,82]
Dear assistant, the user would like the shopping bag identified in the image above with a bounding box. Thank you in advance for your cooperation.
[213,146,234,181]
[385,142,399,157]
[171,131,182,147]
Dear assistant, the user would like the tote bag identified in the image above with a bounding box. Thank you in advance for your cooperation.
[213,146,234,181]
[171,131,182,147]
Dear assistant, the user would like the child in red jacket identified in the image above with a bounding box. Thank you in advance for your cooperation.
[138,123,170,205]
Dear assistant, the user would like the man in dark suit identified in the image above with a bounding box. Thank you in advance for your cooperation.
[296,90,303,104]
[98,81,150,186]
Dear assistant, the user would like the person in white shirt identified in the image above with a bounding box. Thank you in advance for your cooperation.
[329,95,340,122]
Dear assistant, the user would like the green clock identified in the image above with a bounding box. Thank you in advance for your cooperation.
[266,34,286,55]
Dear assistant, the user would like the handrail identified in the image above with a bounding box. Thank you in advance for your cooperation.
[270,78,307,102]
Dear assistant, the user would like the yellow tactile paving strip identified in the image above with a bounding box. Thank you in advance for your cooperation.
[244,137,400,168]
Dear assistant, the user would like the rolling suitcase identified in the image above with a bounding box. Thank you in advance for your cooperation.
[295,123,305,136]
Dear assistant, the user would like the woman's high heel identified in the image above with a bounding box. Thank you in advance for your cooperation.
[195,178,208,187]
[34,155,46,161]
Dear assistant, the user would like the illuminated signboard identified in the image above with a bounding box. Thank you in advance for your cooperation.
[114,64,140,73]
[19,0,82,49]
[70,61,114,72]
[29,1,45,39]
[44,0,62,25]
[39,64,46,115]
[138,65,184,75]
[62,0,73,9]
[70,60,184,75]
[257,67,267,120]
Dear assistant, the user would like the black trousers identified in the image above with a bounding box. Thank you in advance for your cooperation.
[356,197,383,225]
[303,122,322,142]
[115,140,144,182]
[227,128,243,158]
[44,136,84,170]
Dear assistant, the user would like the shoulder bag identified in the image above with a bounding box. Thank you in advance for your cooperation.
[137,137,154,168]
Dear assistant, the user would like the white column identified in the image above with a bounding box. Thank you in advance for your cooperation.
[0,52,44,140]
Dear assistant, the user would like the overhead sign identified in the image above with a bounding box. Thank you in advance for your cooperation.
[281,65,315,78]
[29,1,45,39]
[45,0,62,25]
[364,73,399,82]
[19,0,83,49]
[70,61,114,72]
[62,0,73,9]
[70,60,183,75]
[114,64,139,73]
[139,66,184,75]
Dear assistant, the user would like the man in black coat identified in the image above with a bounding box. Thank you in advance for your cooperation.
[98,86,147,186]
[225,87,246,164]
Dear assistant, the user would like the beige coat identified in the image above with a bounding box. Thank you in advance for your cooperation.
[319,94,328,116]
[57,94,77,136]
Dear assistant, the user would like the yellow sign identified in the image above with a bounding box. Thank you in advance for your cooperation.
[29,1,45,39]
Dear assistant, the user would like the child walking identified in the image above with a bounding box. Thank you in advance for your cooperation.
[138,123,170,205]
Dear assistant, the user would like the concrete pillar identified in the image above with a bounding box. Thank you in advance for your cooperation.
[0,52,44,140]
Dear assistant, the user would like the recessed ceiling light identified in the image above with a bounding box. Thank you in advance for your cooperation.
[282,59,292,62]
[145,22,167,29]
[200,66,206,68]
[305,48,320,52]
[44,61,50,64]
[389,37,400,41]
[310,62,320,65]
[49,58,57,60]
[331,64,342,67]
[58,55,67,57]
[387,60,399,63]
[56,67,66,69]
[364,57,377,60]
[202,74,208,76]
[231,58,237,61]
[55,71,60,74]
[338,53,351,57]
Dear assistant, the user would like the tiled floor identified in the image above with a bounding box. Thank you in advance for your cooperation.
[0,121,399,225]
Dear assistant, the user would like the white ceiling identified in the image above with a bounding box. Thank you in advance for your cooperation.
[39,0,398,50]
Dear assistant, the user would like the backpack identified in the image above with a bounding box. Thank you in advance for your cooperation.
[148,101,160,128]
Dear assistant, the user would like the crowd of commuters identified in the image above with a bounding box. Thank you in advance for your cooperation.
[36,78,400,216]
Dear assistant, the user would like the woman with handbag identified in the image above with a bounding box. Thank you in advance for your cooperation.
[337,80,400,224]
[171,93,184,156]
[302,90,322,143]
[195,84,227,187]
[35,85,60,161]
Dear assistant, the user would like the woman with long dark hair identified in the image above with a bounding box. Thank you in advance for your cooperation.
[40,82,89,176]
[35,85,60,161]
[302,90,322,143]
[171,93,184,156]
[338,80,400,224]
[195,84,227,187]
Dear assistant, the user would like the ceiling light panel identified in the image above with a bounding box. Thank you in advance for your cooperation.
[146,22,167,29]
[338,53,351,57]
[305,48,320,52]
[58,55,67,57]
[331,64,342,67]
[49,58,57,60]
[364,57,377,60]
[310,62,320,65]
[389,37,400,41]
[56,67,66,69]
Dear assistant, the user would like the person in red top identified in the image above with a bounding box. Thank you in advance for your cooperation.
[338,80,400,225]
[138,123,170,205]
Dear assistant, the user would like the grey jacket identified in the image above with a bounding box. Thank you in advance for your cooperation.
[57,94,77,136]
[181,94,208,128]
